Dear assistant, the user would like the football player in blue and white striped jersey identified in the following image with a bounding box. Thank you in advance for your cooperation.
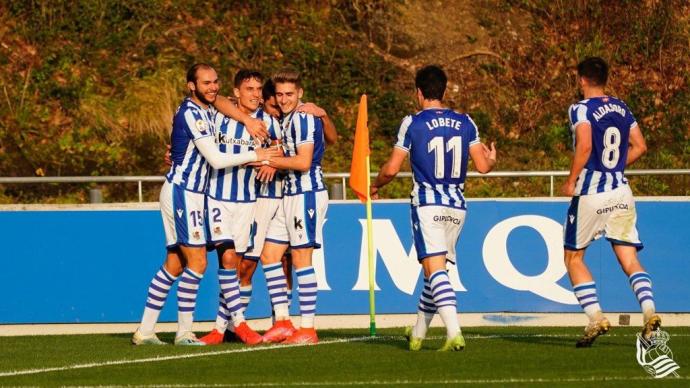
[199,70,282,346]
[258,69,330,345]
[372,65,496,351]
[132,64,277,346]
[561,57,659,347]
[236,79,339,342]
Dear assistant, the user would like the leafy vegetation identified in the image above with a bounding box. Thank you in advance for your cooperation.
[0,1,688,203]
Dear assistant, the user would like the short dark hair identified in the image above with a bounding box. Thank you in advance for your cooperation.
[577,57,608,86]
[234,69,264,88]
[186,63,214,83]
[415,65,447,101]
[272,68,301,88]
[262,79,276,101]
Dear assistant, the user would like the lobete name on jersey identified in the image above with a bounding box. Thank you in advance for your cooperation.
[425,117,462,131]
[214,132,254,147]
[592,103,626,121]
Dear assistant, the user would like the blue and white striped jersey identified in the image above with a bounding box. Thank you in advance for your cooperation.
[568,96,638,195]
[280,108,326,195]
[206,109,263,202]
[395,108,480,210]
[255,108,284,199]
[165,98,216,193]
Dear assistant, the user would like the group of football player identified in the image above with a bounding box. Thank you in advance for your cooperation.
[133,57,661,351]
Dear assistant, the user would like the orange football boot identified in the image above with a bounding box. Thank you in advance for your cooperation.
[283,327,318,344]
[199,329,224,345]
[234,322,263,345]
[262,319,297,343]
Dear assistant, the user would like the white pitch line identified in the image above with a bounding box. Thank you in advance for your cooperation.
[0,336,377,378]
[1,333,687,378]
[58,375,690,387]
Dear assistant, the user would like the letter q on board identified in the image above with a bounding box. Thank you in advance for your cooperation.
[482,215,577,305]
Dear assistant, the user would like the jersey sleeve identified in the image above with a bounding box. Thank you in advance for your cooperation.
[183,108,213,140]
[294,113,315,146]
[569,103,590,130]
[621,101,639,129]
[394,115,413,152]
[465,114,480,146]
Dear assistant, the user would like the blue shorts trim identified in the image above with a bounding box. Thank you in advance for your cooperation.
[418,251,448,262]
[243,255,261,262]
[291,242,322,249]
[265,238,289,245]
[607,238,644,251]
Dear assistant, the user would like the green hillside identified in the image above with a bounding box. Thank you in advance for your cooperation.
[0,1,688,202]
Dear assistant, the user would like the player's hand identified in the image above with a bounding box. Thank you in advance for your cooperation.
[296,102,327,118]
[245,118,269,143]
[256,165,277,183]
[370,185,379,200]
[164,144,172,167]
[483,142,497,164]
[560,180,575,197]
[255,146,283,162]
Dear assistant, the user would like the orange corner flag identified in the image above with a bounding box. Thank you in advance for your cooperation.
[349,94,370,203]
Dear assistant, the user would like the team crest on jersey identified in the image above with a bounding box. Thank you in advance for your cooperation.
[192,230,201,239]
[195,119,209,134]
[214,226,222,235]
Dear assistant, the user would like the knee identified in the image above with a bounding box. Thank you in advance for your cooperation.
[564,250,584,267]
[165,263,184,277]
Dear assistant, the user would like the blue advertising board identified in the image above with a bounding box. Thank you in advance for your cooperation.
[0,198,688,324]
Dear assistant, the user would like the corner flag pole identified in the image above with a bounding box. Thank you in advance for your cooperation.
[348,94,375,337]
[365,156,376,337]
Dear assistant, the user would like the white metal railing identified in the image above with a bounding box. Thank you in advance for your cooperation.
[1,169,688,202]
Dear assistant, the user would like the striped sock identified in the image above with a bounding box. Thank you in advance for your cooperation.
[573,281,603,322]
[296,266,318,328]
[264,262,289,319]
[240,285,253,313]
[219,269,244,327]
[139,267,178,336]
[177,268,203,337]
[429,270,459,338]
[412,277,436,339]
[287,288,293,308]
[629,272,656,320]
[214,292,230,333]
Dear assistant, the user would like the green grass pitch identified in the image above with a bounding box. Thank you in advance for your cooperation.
[0,326,687,386]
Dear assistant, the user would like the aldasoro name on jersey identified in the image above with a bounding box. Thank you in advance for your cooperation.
[569,96,638,196]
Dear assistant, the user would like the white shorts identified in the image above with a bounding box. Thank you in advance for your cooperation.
[244,197,282,261]
[206,197,256,254]
[411,205,466,264]
[564,184,643,251]
[266,190,329,249]
[160,181,207,249]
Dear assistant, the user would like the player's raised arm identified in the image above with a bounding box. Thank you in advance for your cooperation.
[296,102,338,145]
[371,147,408,199]
[195,136,278,169]
[626,124,647,166]
[561,122,592,196]
[469,141,497,174]
[214,95,269,141]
